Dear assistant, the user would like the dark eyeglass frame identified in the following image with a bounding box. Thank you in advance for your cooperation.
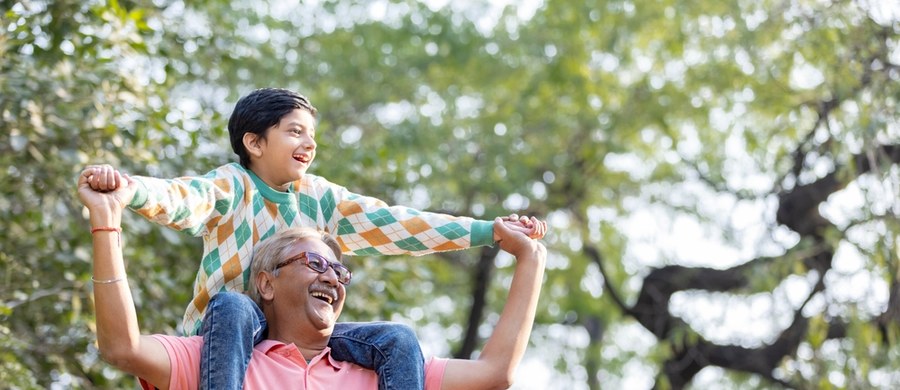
[274,251,352,285]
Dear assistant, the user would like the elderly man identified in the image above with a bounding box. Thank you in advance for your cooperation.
[80,173,547,389]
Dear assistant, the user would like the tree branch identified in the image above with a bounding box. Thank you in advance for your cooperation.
[583,243,635,317]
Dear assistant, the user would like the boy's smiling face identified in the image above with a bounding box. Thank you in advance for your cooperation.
[249,108,317,190]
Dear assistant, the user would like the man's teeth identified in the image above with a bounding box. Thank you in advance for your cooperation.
[311,291,333,304]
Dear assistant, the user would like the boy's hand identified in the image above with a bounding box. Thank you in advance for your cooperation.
[81,165,126,193]
[494,214,547,242]
[493,217,547,258]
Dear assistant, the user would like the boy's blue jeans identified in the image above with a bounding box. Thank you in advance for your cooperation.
[199,292,425,390]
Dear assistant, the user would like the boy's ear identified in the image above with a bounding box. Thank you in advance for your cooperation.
[257,271,276,301]
[243,133,264,159]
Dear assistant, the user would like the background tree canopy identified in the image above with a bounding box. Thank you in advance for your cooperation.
[1,0,898,388]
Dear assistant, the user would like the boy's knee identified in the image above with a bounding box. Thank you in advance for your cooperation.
[208,292,255,318]
[381,323,419,351]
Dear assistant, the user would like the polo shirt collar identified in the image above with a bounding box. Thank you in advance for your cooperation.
[257,339,345,369]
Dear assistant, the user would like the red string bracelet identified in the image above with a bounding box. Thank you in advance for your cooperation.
[91,226,122,246]
[90,226,121,234]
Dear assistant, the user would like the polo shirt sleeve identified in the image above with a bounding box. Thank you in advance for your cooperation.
[138,335,203,390]
[424,357,449,390]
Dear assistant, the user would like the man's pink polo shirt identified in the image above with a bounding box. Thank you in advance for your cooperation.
[138,335,448,389]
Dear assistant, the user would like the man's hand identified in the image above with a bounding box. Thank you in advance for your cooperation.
[82,164,128,193]
[78,167,137,223]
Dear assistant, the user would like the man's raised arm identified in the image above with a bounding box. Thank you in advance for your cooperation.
[77,168,172,388]
[440,216,547,390]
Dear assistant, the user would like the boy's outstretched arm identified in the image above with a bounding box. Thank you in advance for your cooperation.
[318,176,545,256]
[81,164,241,236]
[439,217,547,389]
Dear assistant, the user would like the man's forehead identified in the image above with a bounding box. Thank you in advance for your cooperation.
[287,238,339,262]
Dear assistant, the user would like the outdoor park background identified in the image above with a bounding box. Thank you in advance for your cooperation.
[1,0,899,388]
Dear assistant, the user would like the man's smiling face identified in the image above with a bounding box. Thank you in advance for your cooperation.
[272,238,346,333]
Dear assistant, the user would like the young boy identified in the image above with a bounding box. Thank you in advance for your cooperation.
[83,88,545,390]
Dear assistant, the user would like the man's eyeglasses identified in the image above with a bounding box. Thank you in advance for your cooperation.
[274,251,352,285]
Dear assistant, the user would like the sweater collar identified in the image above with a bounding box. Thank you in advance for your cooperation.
[240,164,297,204]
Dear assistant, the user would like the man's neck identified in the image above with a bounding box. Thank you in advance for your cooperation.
[268,324,330,360]
[295,344,328,362]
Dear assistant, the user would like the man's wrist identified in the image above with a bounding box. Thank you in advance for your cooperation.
[89,212,121,228]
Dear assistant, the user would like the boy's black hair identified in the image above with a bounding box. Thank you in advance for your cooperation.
[228,88,318,168]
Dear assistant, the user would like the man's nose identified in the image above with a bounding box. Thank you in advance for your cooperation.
[317,265,339,285]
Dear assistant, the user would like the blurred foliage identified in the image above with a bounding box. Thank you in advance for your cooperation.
[1,0,898,388]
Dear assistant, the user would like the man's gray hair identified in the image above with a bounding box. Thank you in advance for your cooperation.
[248,227,343,306]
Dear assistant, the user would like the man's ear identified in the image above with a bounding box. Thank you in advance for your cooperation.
[257,271,276,301]
[243,132,264,159]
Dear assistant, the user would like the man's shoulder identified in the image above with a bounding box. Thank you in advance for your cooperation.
[150,334,203,350]
[425,357,449,390]
[148,335,204,368]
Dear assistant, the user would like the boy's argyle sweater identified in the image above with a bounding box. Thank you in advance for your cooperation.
[127,163,494,335]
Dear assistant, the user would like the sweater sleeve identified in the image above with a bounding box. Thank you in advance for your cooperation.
[127,166,241,237]
[310,175,495,256]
